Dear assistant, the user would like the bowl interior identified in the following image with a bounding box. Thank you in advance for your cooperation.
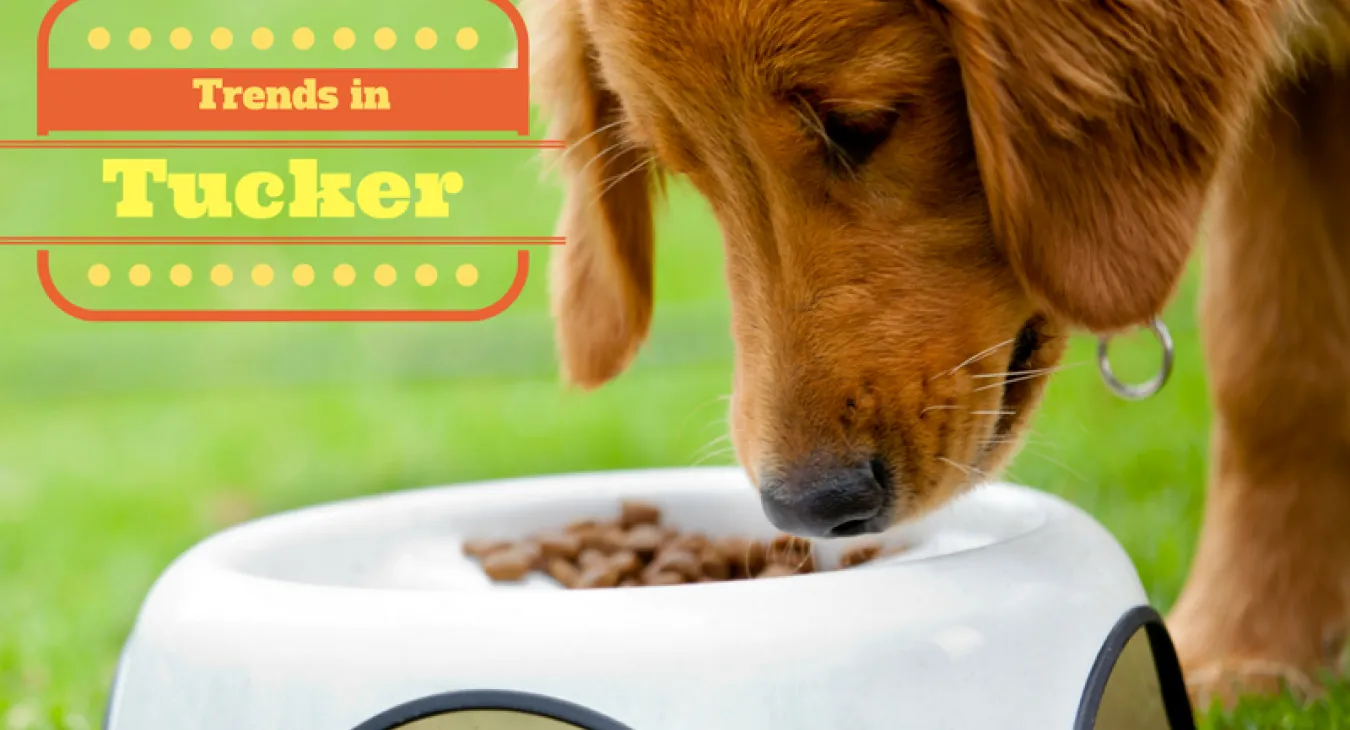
[218,468,1053,591]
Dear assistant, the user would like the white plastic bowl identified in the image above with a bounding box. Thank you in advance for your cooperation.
[105,467,1195,730]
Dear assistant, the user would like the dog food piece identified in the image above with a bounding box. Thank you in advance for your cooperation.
[577,528,611,552]
[546,557,582,588]
[624,524,666,557]
[564,519,599,535]
[644,571,686,586]
[482,548,534,581]
[462,538,511,559]
[537,531,584,561]
[649,548,701,581]
[578,547,610,570]
[609,549,642,578]
[596,525,629,552]
[699,547,730,581]
[711,537,769,578]
[620,500,663,528]
[767,534,813,569]
[514,541,544,568]
[743,540,770,577]
[756,563,797,579]
[575,563,622,589]
[839,542,883,568]
[670,532,709,554]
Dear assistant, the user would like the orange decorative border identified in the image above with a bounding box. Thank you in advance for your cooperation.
[37,248,532,322]
[36,0,534,135]
[2,236,563,245]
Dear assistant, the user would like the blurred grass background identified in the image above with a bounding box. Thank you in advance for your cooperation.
[0,0,1340,728]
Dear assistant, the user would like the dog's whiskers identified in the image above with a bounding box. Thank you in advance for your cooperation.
[938,457,988,479]
[920,404,962,415]
[971,361,1086,393]
[939,337,1016,379]
[576,137,639,185]
[689,433,733,466]
[690,445,737,468]
[594,155,655,202]
[546,118,630,175]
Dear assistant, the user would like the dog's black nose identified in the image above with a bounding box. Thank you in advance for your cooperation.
[759,459,892,538]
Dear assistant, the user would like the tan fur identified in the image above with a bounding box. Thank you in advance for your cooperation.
[524,0,1350,707]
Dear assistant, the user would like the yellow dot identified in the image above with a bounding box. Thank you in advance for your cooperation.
[129,28,151,50]
[87,264,110,287]
[374,264,397,286]
[211,28,233,50]
[456,264,478,287]
[252,28,274,50]
[129,264,152,287]
[456,27,479,50]
[375,27,396,50]
[444,172,464,194]
[252,264,274,286]
[211,264,233,286]
[170,28,192,50]
[415,264,438,286]
[292,264,315,286]
[334,27,355,50]
[415,28,437,50]
[293,27,314,50]
[88,28,110,50]
[170,264,192,287]
[333,264,355,287]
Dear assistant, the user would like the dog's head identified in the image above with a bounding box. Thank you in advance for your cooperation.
[527,0,1271,536]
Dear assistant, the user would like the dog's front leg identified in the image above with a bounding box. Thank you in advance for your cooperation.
[1168,59,1350,712]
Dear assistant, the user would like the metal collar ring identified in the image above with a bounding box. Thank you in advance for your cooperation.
[1096,317,1174,401]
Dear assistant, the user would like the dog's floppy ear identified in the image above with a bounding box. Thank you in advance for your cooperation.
[524,0,657,388]
[933,0,1274,332]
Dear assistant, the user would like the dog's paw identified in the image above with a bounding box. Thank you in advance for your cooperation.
[1184,660,1320,713]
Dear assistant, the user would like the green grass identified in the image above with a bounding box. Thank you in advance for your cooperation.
[0,0,1344,727]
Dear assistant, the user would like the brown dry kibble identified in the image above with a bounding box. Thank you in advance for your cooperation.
[699,547,730,581]
[840,542,883,568]
[578,548,609,570]
[546,557,582,588]
[744,541,768,576]
[645,571,685,586]
[536,531,583,561]
[649,549,701,580]
[482,548,534,581]
[609,549,642,578]
[462,538,511,559]
[596,525,629,552]
[757,563,797,579]
[575,564,622,589]
[577,528,610,552]
[514,541,544,568]
[471,500,897,588]
[620,500,662,528]
[767,534,813,570]
[624,524,666,558]
[671,532,709,554]
[565,519,598,535]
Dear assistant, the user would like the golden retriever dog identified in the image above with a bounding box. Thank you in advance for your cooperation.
[521,0,1350,708]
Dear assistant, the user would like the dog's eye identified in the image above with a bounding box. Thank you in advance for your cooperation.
[822,110,899,170]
